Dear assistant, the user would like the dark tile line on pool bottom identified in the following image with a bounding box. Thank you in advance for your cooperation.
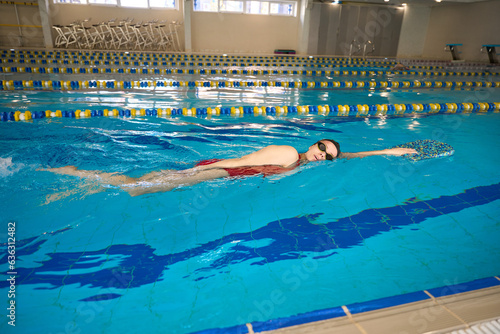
[192,276,500,334]
[1,182,499,292]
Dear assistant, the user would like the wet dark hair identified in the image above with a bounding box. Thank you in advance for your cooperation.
[321,139,341,158]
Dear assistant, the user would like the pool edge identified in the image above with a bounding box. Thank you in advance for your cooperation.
[192,275,500,334]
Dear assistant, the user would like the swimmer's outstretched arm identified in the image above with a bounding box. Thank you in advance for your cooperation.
[341,147,417,159]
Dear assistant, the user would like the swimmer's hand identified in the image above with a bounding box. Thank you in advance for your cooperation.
[383,148,418,156]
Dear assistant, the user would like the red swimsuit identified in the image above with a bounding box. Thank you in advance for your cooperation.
[195,156,301,178]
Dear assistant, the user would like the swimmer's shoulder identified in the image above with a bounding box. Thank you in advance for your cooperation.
[265,145,299,156]
[264,145,300,166]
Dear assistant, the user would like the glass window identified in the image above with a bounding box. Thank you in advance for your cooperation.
[88,0,117,4]
[194,0,218,12]
[246,1,269,14]
[194,0,295,16]
[120,0,148,8]
[269,1,294,15]
[150,0,176,8]
[53,0,88,3]
[55,0,178,8]
[220,0,244,12]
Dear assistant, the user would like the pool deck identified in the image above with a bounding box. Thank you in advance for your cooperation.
[257,279,500,334]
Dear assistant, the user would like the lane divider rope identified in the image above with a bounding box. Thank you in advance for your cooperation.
[2,79,499,90]
[1,66,496,78]
[2,102,499,121]
[2,57,401,66]
[0,50,427,65]
[3,49,486,70]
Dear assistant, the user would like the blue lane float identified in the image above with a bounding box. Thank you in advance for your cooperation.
[0,49,477,70]
[1,66,497,79]
[1,79,499,91]
[1,102,499,122]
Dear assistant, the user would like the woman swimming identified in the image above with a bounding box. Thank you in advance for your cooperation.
[43,139,416,196]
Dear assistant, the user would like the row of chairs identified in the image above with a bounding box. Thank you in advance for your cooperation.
[52,18,182,52]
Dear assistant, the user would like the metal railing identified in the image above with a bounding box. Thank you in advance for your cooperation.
[362,40,374,59]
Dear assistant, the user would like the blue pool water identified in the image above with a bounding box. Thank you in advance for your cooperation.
[1,110,500,333]
[1,55,500,333]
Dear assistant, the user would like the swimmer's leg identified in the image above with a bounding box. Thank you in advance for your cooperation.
[42,183,103,206]
[125,168,230,196]
[42,165,136,186]
[42,166,230,196]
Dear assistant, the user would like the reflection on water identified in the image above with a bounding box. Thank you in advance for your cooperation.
[1,85,499,114]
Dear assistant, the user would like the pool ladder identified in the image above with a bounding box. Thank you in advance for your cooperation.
[349,40,375,61]
[348,40,360,63]
[363,41,375,60]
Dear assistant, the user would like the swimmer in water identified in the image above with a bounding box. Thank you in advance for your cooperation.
[391,63,410,71]
[43,140,417,196]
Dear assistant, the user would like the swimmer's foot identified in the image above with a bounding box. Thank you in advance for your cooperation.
[40,165,135,188]
[41,165,106,181]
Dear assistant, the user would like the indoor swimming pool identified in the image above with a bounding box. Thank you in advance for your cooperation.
[1,50,500,334]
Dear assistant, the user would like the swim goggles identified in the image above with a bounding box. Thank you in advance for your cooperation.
[317,142,335,160]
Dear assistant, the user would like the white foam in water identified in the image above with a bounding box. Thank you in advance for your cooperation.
[0,157,24,177]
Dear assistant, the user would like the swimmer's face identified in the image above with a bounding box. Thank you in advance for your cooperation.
[305,140,339,162]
